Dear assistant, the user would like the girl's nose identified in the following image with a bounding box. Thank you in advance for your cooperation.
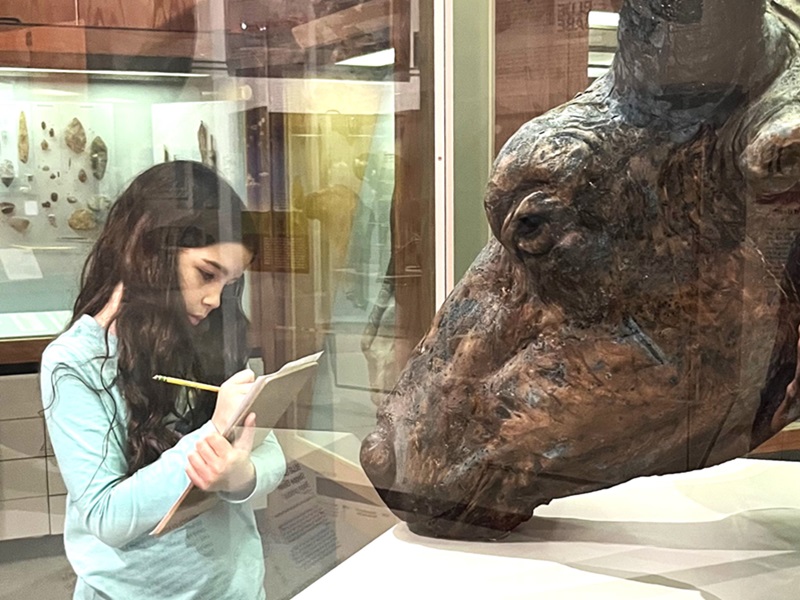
[203,287,222,309]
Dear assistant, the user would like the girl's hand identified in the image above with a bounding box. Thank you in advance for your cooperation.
[186,412,257,496]
[211,368,255,433]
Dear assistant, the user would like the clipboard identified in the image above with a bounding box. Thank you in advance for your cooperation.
[151,350,323,536]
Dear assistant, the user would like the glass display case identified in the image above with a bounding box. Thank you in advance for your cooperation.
[4,1,800,599]
[0,0,435,379]
[352,1,800,598]
[0,72,234,363]
[0,2,437,596]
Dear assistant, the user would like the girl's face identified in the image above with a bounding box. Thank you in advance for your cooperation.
[177,242,252,326]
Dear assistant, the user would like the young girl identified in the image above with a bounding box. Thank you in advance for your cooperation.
[40,161,286,599]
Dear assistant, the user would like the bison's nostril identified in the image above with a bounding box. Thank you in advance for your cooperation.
[360,431,396,491]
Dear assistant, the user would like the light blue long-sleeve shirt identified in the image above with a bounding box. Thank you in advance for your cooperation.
[40,315,287,600]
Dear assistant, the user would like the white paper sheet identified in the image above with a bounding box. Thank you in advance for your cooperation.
[0,248,43,280]
[23,200,38,216]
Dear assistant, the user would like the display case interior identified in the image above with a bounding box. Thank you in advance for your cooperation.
[0,0,425,374]
[0,5,436,580]
[0,72,248,364]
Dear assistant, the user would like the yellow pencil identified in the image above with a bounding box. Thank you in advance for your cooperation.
[152,375,220,393]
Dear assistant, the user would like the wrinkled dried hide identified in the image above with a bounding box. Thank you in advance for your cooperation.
[361,0,800,540]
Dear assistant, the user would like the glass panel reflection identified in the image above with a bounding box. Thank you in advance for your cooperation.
[359,0,800,547]
[0,1,434,598]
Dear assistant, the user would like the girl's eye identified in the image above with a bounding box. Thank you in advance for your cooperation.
[198,269,215,283]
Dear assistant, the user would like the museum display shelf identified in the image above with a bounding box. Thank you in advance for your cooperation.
[296,458,800,600]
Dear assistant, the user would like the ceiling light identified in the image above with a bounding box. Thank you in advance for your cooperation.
[588,11,619,29]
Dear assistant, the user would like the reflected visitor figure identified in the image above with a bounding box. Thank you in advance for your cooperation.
[361,0,800,540]
[40,161,286,598]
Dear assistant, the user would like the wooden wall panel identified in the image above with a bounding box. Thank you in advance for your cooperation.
[391,0,435,371]
[0,2,77,25]
[78,0,198,32]
[0,338,51,366]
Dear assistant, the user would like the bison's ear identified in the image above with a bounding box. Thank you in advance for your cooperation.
[740,105,800,196]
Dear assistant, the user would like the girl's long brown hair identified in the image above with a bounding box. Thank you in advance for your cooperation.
[71,161,256,474]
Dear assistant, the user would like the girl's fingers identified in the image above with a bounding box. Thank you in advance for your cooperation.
[188,451,213,479]
[186,460,209,490]
[197,435,236,467]
[225,368,255,385]
[194,443,216,467]
[205,433,232,457]
[233,413,256,452]
[189,446,227,480]
[188,428,253,492]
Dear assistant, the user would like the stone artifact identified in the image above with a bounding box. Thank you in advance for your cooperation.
[51,192,58,202]
[90,136,108,180]
[65,118,87,154]
[18,111,29,164]
[78,169,87,183]
[87,195,110,212]
[41,201,51,209]
[47,214,56,227]
[8,217,30,233]
[198,121,217,168]
[198,121,209,164]
[0,202,14,215]
[209,135,217,169]
[0,159,14,188]
[361,0,800,540]
[41,121,46,130]
[0,159,16,187]
[68,208,97,231]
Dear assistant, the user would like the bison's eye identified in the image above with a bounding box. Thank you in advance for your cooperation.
[517,214,546,235]
[513,211,556,256]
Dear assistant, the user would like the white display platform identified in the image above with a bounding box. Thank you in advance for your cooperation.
[294,458,800,599]
[0,310,70,340]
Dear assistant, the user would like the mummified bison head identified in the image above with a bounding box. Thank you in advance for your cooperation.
[361,0,800,540]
